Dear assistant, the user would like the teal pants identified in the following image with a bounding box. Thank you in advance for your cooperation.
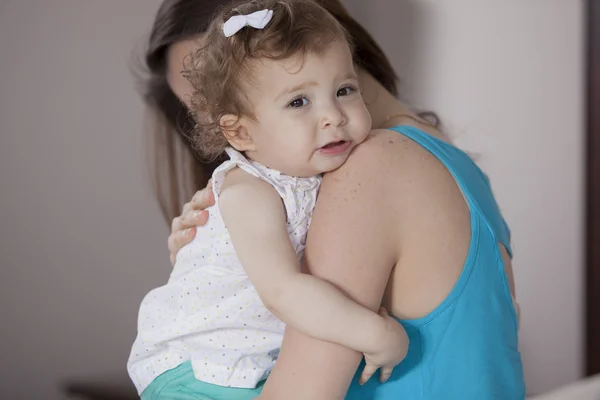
[141,362,265,400]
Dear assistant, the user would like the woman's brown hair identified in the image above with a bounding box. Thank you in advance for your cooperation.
[140,0,423,223]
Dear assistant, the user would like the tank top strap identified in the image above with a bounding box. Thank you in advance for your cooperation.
[387,125,512,256]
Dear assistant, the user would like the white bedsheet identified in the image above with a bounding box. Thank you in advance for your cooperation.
[529,375,600,400]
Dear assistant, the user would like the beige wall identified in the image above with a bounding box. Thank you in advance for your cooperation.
[0,1,168,399]
[0,0,584,398]
[342,0,585,395]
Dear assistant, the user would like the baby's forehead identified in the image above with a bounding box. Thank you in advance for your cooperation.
[238,55,305,94]
[244,43,355,95]
[248,53,307,80]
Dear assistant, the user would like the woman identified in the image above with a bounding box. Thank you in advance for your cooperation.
[139,0,525,398]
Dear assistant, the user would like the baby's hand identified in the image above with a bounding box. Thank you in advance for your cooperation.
[360,308,409,385]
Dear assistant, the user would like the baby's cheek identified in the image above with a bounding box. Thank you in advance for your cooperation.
[349,101,371,128]
[355,114,373,143]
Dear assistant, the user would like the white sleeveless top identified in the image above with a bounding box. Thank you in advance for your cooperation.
[128,148,321,393]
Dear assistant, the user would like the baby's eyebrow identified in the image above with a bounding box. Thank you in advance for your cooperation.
[275,81,318,101]
[338,72,358,81]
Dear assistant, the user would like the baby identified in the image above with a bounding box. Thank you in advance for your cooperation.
[128,1,408,398]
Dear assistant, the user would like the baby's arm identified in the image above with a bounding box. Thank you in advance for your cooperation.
[220,169,406,377]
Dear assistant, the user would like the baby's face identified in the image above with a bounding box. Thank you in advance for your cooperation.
[239,39,372,177]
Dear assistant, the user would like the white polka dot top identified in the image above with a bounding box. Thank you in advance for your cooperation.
[127,148,322,394]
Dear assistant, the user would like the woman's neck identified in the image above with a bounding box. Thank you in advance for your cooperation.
[358,69,414,129]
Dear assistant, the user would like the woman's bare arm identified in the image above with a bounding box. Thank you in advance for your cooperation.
[219,169,405,376]
[259,131,404,400]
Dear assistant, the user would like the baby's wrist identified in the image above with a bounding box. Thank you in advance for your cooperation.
[362,313,389,354]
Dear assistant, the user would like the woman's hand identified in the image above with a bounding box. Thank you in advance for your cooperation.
[168,180,215,265]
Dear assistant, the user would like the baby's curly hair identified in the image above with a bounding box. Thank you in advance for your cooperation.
[184,0,351,161]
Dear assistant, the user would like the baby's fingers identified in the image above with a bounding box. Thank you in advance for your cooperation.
[359,363,378,385]
[379,367,393,383]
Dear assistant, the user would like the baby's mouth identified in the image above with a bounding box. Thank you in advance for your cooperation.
[321,140,347,149]
[318,140,352,155]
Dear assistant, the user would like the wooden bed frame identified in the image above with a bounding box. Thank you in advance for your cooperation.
[586,0,600,377]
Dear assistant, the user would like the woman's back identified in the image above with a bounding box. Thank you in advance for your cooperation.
[377,124,472,321]
[344,124,524,399]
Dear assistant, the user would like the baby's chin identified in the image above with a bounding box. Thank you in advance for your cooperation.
[317,154,353,175]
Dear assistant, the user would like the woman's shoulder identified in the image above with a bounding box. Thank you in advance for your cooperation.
[335,124,447,188]
[321,123,464,223]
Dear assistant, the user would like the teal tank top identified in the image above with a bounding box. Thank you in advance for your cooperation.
[345,125,526,399]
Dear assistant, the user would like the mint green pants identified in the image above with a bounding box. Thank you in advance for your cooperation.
[141,362,265,400]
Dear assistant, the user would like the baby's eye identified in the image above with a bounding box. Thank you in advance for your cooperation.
[288,97,309,108]
[337,86,356,97]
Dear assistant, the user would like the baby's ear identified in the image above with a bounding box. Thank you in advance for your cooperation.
[220,114,256,152]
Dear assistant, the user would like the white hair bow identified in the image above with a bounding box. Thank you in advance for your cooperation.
[222,9,274,37]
